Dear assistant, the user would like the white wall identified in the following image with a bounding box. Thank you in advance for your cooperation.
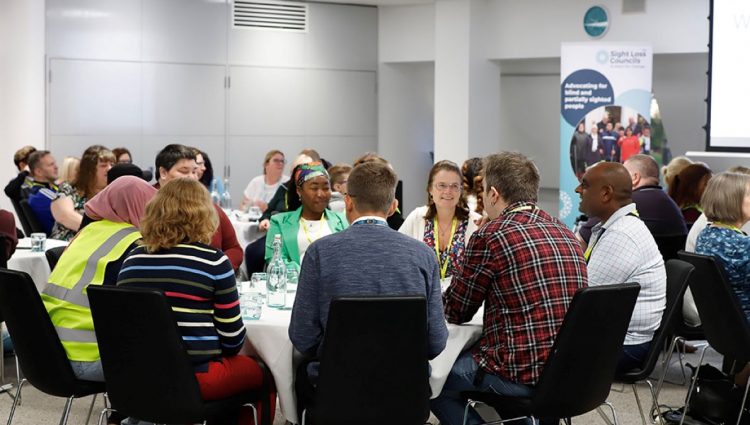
[378,0,711,208]
[0,0,45,216]
[378,62,435,213]
[379,4,435,63]
[485,0,709,59]
[45,0,378,205]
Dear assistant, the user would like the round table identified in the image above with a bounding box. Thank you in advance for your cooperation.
[8,238,68,291]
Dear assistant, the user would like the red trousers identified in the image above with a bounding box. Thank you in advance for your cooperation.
[195,355,276,425]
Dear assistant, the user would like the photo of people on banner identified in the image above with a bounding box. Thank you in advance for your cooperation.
[569,104,667,181]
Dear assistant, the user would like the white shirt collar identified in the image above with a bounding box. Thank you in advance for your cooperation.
[352,215,387,225]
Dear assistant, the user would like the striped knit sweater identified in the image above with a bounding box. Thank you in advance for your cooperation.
[116,242,245,372]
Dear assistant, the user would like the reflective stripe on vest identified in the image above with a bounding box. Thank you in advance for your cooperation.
[44,225,139,308]
[42,221,141,361]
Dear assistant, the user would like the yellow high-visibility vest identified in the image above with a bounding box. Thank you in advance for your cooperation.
[42,220,141,362]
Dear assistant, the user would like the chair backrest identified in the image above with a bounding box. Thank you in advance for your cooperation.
[653,234,688,261]
[623,259,694,378]
[313,296,430,425]
[677,251,750,363]
[19,199,46,235]
[0,268,90,396]
[10,198,32,237]
[45,246,66,271]
[0,234,9,268]
[532,283,640,418]
[87,285,208,424]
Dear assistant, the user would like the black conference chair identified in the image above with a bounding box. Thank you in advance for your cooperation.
[18,199,46,236]
[677,251,750,425]
[653,234,688,262]
[0,234,10,269]
[87,285,274,425]
[460,283,641,425]
[616,259,694,425]
[301,296,431,425]
[0,308,20,402]
[9,199,31,238]
[45,245,66,271]
[0,268,104,425]
[0,235,21,399]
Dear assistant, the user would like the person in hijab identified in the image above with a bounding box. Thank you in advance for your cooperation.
[41,176,158,383]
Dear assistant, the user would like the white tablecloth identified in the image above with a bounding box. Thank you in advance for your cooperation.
[227,211,264,249]
[7,239,68,291]
[244,305,483,424]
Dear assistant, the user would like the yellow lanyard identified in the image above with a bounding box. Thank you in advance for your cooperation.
[433,217,458,279]
[713,222,744,234]
[583,210,640,263]
[301,215,328,244]
[583,239,596,262]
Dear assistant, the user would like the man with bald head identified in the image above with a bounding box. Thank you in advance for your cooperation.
[623,154,687,237]
[576,162,666,374]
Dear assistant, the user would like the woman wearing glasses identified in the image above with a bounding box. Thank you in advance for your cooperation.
[240,150,289,213]
[400,160,481,282]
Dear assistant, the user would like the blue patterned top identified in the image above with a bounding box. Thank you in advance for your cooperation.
[695,225,750,321]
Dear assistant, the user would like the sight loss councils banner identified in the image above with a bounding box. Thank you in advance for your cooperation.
[559,43,653,228]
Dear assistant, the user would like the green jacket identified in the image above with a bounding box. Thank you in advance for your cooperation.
[265,207,348,268]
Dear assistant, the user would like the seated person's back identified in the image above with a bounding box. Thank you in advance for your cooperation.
[289,162,448,377]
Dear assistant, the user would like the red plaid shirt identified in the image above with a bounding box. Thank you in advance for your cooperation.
[444,201,587,384]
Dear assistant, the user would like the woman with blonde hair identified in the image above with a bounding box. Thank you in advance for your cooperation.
[56,156,80,185]
[240,150,289,212]
[661,155,693,191]
[117,178,275,425]
[51,145,115,240]
[400,160,481,282]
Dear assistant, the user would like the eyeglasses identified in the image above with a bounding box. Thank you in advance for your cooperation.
[270,159,287,164]
[433,182,462,192]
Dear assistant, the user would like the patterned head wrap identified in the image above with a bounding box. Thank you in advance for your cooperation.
[294,162,329,188]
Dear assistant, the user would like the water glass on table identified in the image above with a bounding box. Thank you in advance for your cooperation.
[30,233,46,252]
[239,280,264,321]
[286,266,299,293]
[247,206,262,220]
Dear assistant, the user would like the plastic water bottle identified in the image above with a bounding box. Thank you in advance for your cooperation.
[267,235,287,308]
[210,178,221,205]
[220,178,232,210]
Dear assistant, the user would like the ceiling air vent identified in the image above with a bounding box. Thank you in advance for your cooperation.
[233,0,308,32]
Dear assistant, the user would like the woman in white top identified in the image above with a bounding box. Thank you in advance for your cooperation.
[239,150,289,212]
[400,160,481,281]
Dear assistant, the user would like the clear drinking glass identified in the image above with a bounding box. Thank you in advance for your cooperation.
[240,281,263,321]
[286,266,299,293]
[30,233,46,252]
[251,272,268,290]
